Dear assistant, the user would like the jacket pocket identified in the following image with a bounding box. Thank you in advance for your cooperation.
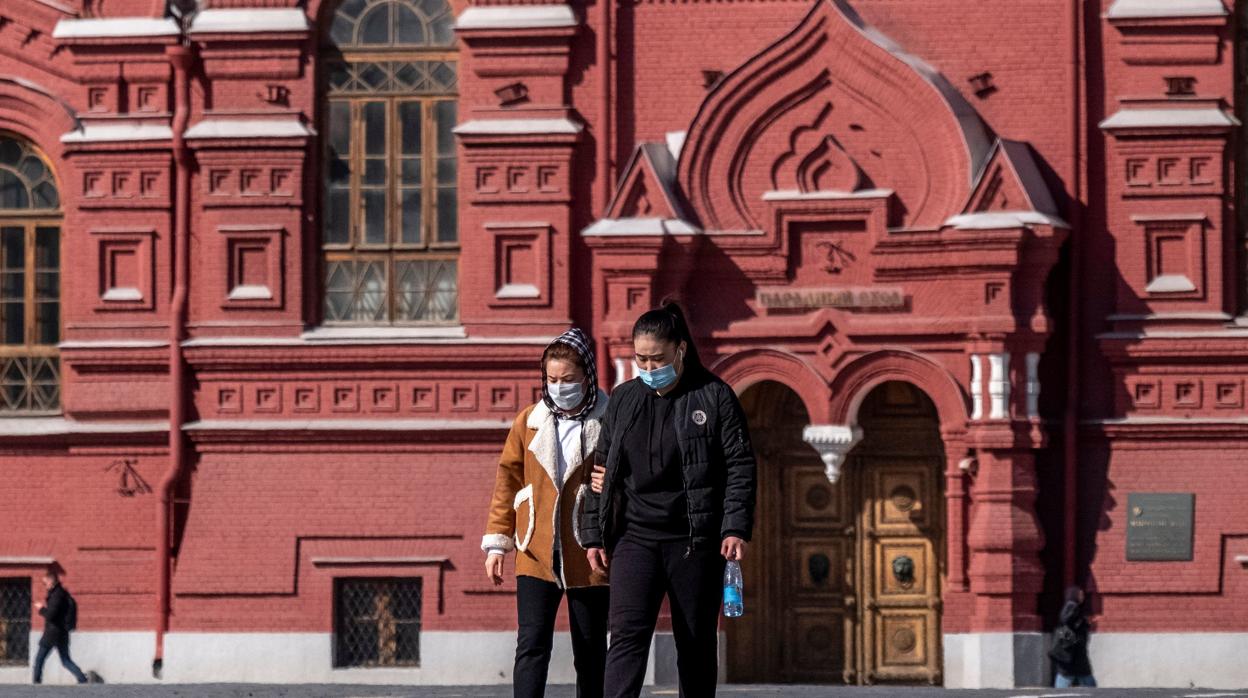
[513,484,535,552]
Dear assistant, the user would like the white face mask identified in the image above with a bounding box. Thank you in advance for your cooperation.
[547,382,585,411]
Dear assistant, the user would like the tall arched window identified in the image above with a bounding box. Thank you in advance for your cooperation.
[0,135,60,412]
[322,0,458,324]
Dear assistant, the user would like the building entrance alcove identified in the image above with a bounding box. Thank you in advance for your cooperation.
[729,380,945,685]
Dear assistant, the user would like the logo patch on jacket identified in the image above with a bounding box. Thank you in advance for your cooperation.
[691,409,707,426]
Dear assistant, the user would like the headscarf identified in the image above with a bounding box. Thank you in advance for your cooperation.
[540,327,599,420]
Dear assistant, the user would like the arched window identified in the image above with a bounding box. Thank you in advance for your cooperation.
[322,0,458,324]
[0,135,60,412]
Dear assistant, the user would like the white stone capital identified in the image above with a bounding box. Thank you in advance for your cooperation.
[801,424,863,484]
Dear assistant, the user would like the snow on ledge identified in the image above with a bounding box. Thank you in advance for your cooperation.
[61,121,173,143]
[53,17,179,39]
[944,211,1070,230]
[184,119,314,139]
[454,118,582,136]
[1106,0,1227,19]
[1100,107,1239,130]
[582,218,701,236]
[189,9,310,34]
[455,6,577,30]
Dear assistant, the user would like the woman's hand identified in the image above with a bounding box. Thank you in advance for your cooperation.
[587,548,610,575]
[485,553,505,586]
[590,465,606,493]
[721,536,747,562]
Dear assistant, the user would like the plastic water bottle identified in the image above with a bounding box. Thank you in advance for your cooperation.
[723,560,744,617]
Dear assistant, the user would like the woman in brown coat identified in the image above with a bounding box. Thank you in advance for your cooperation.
[483,327,609,698]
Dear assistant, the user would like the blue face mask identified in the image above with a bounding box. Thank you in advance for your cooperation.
[637,348,683,390]
[638,363,678,390]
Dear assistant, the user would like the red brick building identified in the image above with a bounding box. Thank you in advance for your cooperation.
[0,0,1244,688]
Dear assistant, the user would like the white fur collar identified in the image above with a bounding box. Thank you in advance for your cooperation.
[526,389,607,488]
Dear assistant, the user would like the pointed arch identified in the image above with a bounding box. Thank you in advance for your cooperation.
[677,0,991,232]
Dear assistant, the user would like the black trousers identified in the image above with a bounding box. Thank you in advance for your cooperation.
[603,535,725,698]
[32,635,88,684]
[515,574,609,698]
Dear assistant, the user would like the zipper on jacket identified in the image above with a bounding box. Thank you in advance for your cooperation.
[675,392,697,559]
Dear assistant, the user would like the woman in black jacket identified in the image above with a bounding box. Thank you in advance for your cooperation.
[1050,585,1096,687]
[578,301,757,698]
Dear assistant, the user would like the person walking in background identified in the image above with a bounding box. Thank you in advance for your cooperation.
[32,569,88,685]
[580,301,757,698]
[483,327,610,698]
[1050,585,1096,687]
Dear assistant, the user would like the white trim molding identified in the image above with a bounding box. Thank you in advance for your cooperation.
[52,17,179,39]
[1100,107,1239,131]
[184,119,314,140]
[801,424,863,484]
[455,5,578,31]
[454,118,583,136]
[61,120,173,143]
[1106,0,1228,20]
[188,9,310,34]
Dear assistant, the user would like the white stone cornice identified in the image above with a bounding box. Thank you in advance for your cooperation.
[801,424,863,484]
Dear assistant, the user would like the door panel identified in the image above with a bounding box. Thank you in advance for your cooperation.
[786,608,846,681]
[730,380,944,686]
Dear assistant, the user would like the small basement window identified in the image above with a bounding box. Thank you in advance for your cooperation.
[334,577,422,668]
[0,578,31,665]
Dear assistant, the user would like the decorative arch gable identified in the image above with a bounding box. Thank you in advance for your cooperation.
[677,0,992,232]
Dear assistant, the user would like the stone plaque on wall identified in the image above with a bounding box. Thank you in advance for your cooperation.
[1126,493,1194,561]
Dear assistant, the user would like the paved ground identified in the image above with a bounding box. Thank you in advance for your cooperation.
[3,686,1247,697]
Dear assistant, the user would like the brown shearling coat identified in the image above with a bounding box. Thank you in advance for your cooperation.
[482,392,608,588]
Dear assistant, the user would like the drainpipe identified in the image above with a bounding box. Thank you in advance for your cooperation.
[1062,0,1086,591]
[155,42,193,678]
[594,0,615,388]
[596,0,613,215]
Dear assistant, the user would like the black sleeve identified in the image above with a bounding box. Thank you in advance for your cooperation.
[1058,600,1079,627]
[579,391,618,550]
[717,383,757,541]
[41,588,65,623]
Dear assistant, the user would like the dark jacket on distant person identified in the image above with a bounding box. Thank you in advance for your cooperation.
[1050,599,1093,677]
[38,584,73,648]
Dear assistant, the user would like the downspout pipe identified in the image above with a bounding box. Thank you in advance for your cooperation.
[595,0,615,386]
[155,42,193,678]
[1062,0,1086,591]
[596,0,613,216]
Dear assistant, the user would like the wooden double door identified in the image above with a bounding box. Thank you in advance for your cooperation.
[730,381,944,685]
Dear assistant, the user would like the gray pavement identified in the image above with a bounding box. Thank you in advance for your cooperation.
[2,686,1246,697]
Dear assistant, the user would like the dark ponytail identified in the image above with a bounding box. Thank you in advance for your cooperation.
[632,299,703,369]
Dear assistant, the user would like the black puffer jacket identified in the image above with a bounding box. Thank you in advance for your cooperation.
[578,367,757,552]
